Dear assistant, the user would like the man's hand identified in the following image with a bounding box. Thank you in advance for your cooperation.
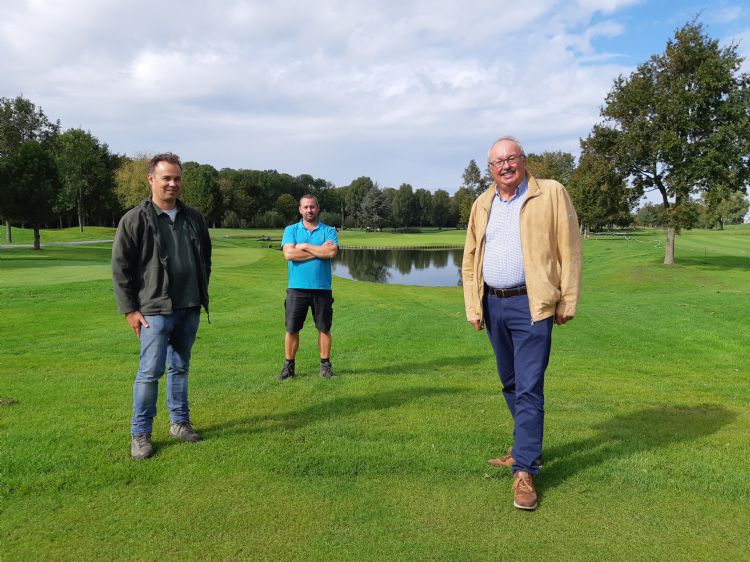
[555,314,574,325]
[125,311,149,337]
[470,319,484,331]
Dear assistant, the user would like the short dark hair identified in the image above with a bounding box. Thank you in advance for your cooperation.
[149,153,182,174]
[300,194,319,206]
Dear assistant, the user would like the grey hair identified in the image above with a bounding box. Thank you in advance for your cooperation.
[487,136,526,162]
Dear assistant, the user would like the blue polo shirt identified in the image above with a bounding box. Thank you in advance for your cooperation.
[281,220,339,289]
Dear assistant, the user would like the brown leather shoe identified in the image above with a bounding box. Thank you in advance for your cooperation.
[513,471,538,510]
[487,447,514,468]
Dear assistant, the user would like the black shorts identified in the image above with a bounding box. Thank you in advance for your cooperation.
[285,289,334,333]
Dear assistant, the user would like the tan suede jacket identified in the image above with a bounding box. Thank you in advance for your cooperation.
[462,175,582,324]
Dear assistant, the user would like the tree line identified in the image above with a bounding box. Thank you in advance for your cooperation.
[2,21,749,260]
[0,95,587,247]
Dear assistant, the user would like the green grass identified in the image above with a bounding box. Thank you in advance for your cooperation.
[2,225,467,248]
[1,227,749,560]
[0,225,116,245]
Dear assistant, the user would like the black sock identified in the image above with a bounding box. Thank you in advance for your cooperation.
[320,358,330,365]
[285,359,295,366]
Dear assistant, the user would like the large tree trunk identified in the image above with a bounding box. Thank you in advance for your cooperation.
[33,224,41,250]
[664,227,675,264]
[4,220,11,243]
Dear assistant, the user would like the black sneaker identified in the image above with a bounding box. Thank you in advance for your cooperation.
[319,361,334,379]
[278,361,295,380]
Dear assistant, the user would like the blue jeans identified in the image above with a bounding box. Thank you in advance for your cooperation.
[131,308,201,435]
[484,293,553,475]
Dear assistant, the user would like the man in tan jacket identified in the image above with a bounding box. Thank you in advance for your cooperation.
[462,136,582,510]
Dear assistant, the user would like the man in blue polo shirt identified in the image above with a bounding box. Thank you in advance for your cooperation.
[279,194,339,380]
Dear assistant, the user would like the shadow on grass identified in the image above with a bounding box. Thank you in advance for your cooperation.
[200,386,467,439]
[676,255,750,271]
[338,354,487,377]
[539,403,736,491]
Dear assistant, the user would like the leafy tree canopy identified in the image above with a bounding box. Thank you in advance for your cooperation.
[583,20,750,263]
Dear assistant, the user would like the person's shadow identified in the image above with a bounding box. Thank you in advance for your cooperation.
[536,403,736,491]
[199,386,467,439]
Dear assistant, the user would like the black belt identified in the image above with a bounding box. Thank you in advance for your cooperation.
[486,284,527,298]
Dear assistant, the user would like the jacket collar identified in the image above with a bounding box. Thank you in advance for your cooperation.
[477,173,541,214]
[142,197,186,213]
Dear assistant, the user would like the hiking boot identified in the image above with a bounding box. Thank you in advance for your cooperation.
[169,422,201,442]
[131,433,153,460]
[319,361,334,379]
[487,447,514,468]
[513,471,538,511]
[278,361,295,380]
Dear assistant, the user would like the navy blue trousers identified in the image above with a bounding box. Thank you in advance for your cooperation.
[484,292,553,475]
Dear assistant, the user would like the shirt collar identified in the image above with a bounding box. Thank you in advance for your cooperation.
[494,177,528,202]
[298,219,321,231]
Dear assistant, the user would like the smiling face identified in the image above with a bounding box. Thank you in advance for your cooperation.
[148,161,182,210]
[299,196,320,225]
[488,139,526,195]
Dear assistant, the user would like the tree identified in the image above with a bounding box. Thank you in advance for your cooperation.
[275,193,299,224]
[701,190,749,229]
[0,141,62,249]
[54,128,114,231]
[359,187,389,230]
[462,159,488,197]
[635,203,667,227]
[0,96,60,158]
[585,20,750,264]
[526,151,576,185]
[568,151,632,234]
[391,183,417,227]
[0,95,60,242]
[182,162,223,225]
[430,189,452,229]
[414,188,432,227]
[454,187,475,226]
[115,155,151,210]
[344,176,375,228]
[218,168,267,226]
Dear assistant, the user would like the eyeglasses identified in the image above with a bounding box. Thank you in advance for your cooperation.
[489,155,522,169]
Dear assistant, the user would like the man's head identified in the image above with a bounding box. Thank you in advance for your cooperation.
[299,194,320,224]
[148,153,182,210]
[487,137,527,193]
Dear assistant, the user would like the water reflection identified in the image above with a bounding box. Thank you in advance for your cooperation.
[332,248,464,287]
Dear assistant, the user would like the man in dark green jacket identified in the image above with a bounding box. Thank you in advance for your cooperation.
[112,153,211,460]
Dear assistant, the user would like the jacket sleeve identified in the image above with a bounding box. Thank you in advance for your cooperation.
[202,214,212,283]
[111,217,140,315]
[555,186,582,318]
[461,200,482,322]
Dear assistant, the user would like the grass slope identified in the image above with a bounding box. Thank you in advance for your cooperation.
[0,228,748,561]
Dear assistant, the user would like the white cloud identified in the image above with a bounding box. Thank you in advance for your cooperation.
[2,0,743,191]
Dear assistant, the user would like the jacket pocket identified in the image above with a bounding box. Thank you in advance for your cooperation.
[139,265,168,308]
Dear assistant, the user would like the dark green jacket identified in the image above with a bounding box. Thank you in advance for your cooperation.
[112,198,212,316]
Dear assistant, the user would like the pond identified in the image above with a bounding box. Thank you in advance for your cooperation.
[332,248,464,287]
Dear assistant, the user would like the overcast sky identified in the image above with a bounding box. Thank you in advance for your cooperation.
[1,0,749,193]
